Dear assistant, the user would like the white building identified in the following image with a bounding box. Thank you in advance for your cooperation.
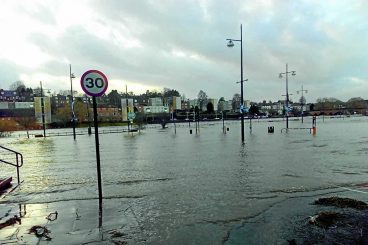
[144,106,169,114]
[0,102,8,109]
[224,100,232,111]
[149,97,163,106]
[244,100,251,108]
[15,102,34,109]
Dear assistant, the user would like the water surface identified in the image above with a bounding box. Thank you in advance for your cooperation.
[1,116,368,243]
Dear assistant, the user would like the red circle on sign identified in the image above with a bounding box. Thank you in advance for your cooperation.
[80,70,108,97]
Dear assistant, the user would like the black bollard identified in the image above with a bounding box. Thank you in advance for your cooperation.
[190,129,192,134]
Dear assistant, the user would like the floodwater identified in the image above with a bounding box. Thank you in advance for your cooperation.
[1,116,368,244]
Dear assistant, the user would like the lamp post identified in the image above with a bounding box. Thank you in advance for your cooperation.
[125,85,130,131]
[40,81,46,138]
[227,24,245,142]
[296,85,307,123]
[70,64,76,140]
[279,63,296,129]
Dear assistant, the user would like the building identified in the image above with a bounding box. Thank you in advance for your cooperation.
[244,100,251,109]
[223,100,232,111]
[15,102,34,109]
[95,107,121,122]
[0,90,17,102]
[143,106,169,114]
[34,97,52,124]
[207,98,218,111]
[0,102,35,120]
[172,96,181,110]
[149,97,163,106]
[181,100,190,110]
[51,94,69,108]
[0,102,9,109]
[121,98,134,121]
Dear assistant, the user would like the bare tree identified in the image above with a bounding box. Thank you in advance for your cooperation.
[232,93,241,111]
[197,90,208,111]
[9,81,25,91]
[16,117,37,138]
[218,97,225,112]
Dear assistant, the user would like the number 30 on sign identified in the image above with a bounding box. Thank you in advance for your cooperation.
[81,70,108,97]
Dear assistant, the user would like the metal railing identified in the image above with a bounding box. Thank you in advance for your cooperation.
[281,127,312,133]
[0,145,24,184]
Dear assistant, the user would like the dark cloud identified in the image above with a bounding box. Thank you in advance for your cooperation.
[0,59,29,88]
[0,0,367,102]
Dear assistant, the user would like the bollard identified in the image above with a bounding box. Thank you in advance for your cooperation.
[268,126,274,133]
[227,127,229,131]
[190,129,192,134]
[312,116,317,135]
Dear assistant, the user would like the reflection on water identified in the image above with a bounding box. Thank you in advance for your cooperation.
[1,117,368,243]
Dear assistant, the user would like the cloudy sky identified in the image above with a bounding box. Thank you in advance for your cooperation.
[0,0,367,102]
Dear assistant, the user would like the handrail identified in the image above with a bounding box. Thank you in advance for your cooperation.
[281,127,312,133]
[0,145,23,184]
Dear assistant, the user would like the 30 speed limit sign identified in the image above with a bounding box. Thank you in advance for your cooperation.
[80,70,108,97]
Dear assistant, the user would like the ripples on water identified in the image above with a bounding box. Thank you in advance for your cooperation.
[1,117,368,243]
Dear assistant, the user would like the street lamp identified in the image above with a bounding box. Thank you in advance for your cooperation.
[40,81,46,138]
[226,24,246,143]
[296,85,308,123]
[279,63,296,129]
[70,64,76,140]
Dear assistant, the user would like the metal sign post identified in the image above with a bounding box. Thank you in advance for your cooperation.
[80,70,108,212]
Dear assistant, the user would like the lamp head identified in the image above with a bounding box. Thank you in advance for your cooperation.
[279,73,283,79]
[291,71,296,76]
[227,40,235,48]
[71,73,76,79]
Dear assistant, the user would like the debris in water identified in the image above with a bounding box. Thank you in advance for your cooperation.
[314,197,368,210]
[112,241,128,245]
[0,215,21,229]
[287,239,297,245]
[308,211,342,228]
[29,225,52,240]
[46,211,58,221]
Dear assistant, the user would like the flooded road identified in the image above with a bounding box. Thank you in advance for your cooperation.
[1,116,368,244]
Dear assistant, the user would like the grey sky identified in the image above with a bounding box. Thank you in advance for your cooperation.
[0,0,367,102]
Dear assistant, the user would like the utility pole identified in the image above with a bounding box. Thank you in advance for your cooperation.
[279,64,296,129]
[296,85,308,123]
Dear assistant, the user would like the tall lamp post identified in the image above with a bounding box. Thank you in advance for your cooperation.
[227,24,246,142]
[40,81,46,138]
[296,85,308,123]
[70,64,76,140]
[279,64,296,129]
